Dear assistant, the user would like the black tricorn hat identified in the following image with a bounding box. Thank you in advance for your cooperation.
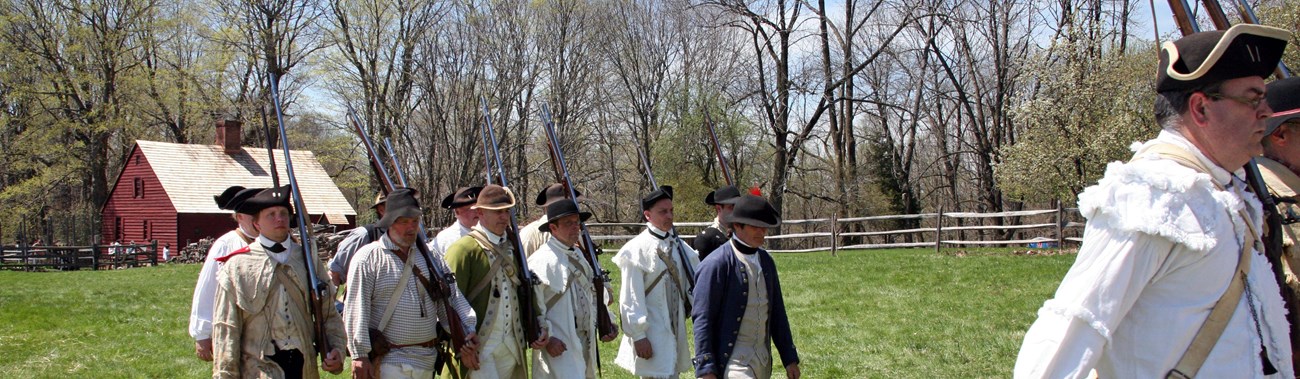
[1267,77,1300,135]
[704,185,743,206]
[235,186,293,216]
[215,186,246,210]
[377,187,423,228]
[539,200,593,233]
[441,186,483,209]
[227,187,264,215]
[1156,24,1289,93]
[536,183,582,206]
[640,185,674,211]
[726,194,781,228]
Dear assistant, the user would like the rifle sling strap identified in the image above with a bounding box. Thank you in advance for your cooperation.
[1135,144,1257,379]
[379,253,416,332]
[465,232,506,301]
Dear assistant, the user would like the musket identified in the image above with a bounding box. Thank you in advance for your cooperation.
[1167,0,1300,369]
[380,136,471,355]
[539,103,618,337]
[345,106,394,194]
[479,96,544,343]
[704,111,734,186]
[267,71,332,362]
[260,105,280,187]
[634,146,697,295]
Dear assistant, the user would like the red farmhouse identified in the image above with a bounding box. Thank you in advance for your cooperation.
[100,120,357,257]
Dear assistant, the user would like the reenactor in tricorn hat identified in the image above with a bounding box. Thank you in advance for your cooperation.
[212,186,347,378]
[328,192,388,287]
[1015,24,1294,378]
[694,185,743,261]
[520,183,582,258]
[443,184,549,378]
[343,188,480,379]
[427,186,482,257]
[189,185,261,361]
[612,185,699,378]
[692,194,800,379]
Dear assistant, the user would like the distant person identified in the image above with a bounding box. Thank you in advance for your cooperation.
[1014,25,1294,378]
[162,243,171,262]
[694,185,742,260]
[692,195,800,379]
[327,193,387,287]
[1255,76,1300,338]
[427,186,482,256]
[188,186,260,361]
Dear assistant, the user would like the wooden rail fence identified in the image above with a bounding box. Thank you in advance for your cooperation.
[586,205,1083,254]
[0,241,160,271]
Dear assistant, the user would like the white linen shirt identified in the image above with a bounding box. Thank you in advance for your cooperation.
[1014,130,1293,379]
[429,221,474,257]
[188,227,253,341]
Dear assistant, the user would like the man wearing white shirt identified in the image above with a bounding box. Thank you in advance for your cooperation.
[614,185,699,378]
[189,185,259,361]
[1015,24,1294,378]
[429,186,481,256]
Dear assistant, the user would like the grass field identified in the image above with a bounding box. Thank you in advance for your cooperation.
[0,248,1075,378]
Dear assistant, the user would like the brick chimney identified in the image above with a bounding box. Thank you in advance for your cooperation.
[215,120,242,154]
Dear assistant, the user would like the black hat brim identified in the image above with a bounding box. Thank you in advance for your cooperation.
[539,211,592,233]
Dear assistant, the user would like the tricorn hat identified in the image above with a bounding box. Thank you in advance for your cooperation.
[726,194,781,228]
[377,187,423,228]
[640,185,674,211]
[1156,24,1289,93]
[235,186,293,216]
[704,185,743,206]
[536,183,582,206]
[1267,77,1300,135]
[442,186,483,209]
[539,200,593,233]
[215,186,246,210]
[370,193,388,210]
[472,185,517,210]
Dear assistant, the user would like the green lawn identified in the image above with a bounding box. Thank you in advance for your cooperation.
[0,248,1075,378]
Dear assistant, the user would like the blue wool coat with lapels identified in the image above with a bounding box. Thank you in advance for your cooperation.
[691,239,800,377]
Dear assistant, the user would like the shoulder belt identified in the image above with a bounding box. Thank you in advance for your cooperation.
[465,230,507,301]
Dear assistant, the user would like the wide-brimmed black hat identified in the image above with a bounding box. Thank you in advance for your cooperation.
[472,185,517,210]
[536,183,582,206]
[1267,77,1300,135]
[377,187,423,228]
[539,200,593,233]
[726,194,781,228]
[441,186,483,209]
[640,185,674,211]
[704,185,743,206]
[215,186,246,210]
[235,186,293,216]
[227,187,264,215]
[1156,24,1289,93]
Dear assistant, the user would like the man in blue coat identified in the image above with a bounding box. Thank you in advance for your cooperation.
[691,194,800,379]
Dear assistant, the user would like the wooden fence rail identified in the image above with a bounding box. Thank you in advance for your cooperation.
[586,205,1083,254]
[0,241,159,271]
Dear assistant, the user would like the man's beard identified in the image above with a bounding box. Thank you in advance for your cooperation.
[390,233,415,249]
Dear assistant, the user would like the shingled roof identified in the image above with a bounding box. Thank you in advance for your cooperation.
[133,140,356,223]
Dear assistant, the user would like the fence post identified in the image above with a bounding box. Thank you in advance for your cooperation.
[831,212,839,257]
[934,205,944,254]
[92,244,99,270]
[1055,200,1064,249]
[151,240,158,266]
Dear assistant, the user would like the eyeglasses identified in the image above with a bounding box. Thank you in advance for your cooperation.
[1206,92,1267,110]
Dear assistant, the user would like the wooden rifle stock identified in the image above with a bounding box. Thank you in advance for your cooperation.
[704,111,734,186]
[480,96,544,343]
[539,103,618,337]
[268,72,332,361]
